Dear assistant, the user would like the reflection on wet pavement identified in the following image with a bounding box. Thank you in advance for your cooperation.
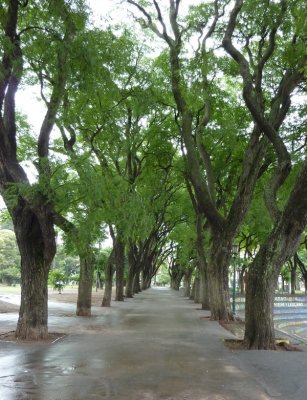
[1,288,307,400]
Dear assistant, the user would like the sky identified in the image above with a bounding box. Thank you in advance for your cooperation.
[14,0,205,143]
[1,0,183,210]
[1,0,215,214]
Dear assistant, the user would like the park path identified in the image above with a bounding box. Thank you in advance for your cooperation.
[1,287,307,400]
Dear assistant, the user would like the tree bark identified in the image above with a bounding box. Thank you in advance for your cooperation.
[208,234,233,321]
[244,160,307,349]
[52,213,95,316]
[114,237,125,301]
[190,278,195,300]
[170,271,183,290]
[194,276,201,304]
[126,245,137,298]
[101,250,114,307]
[141,269,152,290]
[289,259,296,295]
[76,249,94,316]
[96,271,103,290]
[133,269,141,294]
[14,203,56,339]
[239,268,246,295]
[183,271,192,298]
[244,253,277,349]
[195,214,210,310]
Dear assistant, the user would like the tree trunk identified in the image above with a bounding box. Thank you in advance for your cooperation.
[125,268,135,298]
[183,271,192,297]
[208,236,233,321]
[141,270,152,290]
[14,204,56,340]
[96,271,103,291]
[133,269,141,294]
[244,253,277,349]
[101,250,114,307]
[126,246,137,298]
[170,271,183,290]
[196,214,210,310]
[244,161,307,349]
[190,278,195,300]
[76,250,94,316]
[239,269,246,295]
[114,238,125,301]
[294,253,307,294]
[194,276,201,304]
[290,260,296,295]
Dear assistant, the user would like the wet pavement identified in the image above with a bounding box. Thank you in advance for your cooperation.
[1,288,307,400]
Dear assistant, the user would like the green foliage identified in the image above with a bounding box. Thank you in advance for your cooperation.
[0,229,20,270]
[48,269,68,292]
[96,247,112,273]
[1,0,304,292]
[280,265,291,283]
[155,263,171,286]
[0,267,21,286]
[53,244,79,277]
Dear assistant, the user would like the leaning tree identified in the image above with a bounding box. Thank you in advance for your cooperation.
[0,0,87,339]
[223,0,307,348]
[126,0,270,320]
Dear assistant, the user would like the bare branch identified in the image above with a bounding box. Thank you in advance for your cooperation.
[169,0,180,41]
[127,0,167,42]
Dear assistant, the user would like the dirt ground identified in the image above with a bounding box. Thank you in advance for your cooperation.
[48,287,106,306]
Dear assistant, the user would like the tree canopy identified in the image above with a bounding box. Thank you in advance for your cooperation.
[0,0,306,347]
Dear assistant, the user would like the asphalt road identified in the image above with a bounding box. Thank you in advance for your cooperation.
[1,288,307,400]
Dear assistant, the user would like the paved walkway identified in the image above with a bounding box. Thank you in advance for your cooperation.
[1,288,307,399]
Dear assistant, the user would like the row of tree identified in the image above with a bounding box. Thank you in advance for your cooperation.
[0,0,306,349]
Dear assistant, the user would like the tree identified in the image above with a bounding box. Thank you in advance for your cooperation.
[0,0,87,339]
[223,0,306,348]
[126,0,267,321]
[48,269,67,294]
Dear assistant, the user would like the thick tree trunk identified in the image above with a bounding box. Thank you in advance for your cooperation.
[14,204,56,340]
[114,238,125,301]
[244,161,307,349]
[183,271,192,297]
[208,236,233,321]
[133,270,141,294]
[244,253,277,349]
[77,250,94,316]
[170,272,183,290]
[194,276,201,304]
[290,262,296,295]
[102,250,114,307]
[141,270,152,290]
[196,215,210,309]
[239,269,246,295]
[125,268,135,298]
[126,246,137,298]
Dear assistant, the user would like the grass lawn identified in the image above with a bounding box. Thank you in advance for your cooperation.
[0,285,21,294]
